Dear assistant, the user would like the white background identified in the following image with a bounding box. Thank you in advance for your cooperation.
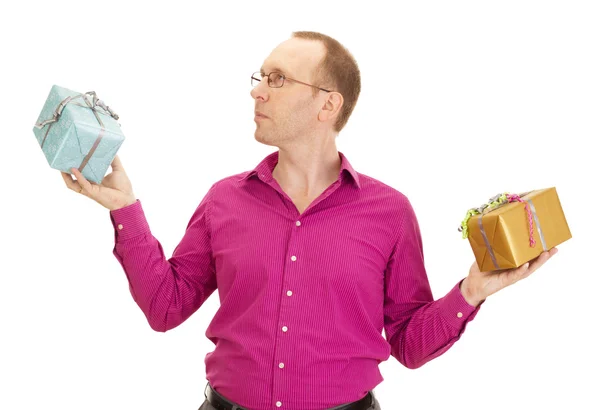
[1,1,598,409]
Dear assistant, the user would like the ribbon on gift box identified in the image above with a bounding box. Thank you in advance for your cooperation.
[458,192,548,269]
[34,91,119,175]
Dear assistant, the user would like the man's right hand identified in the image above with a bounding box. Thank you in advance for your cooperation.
[61,155,137,211]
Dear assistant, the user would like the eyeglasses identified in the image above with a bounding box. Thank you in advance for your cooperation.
[251,71,332,93]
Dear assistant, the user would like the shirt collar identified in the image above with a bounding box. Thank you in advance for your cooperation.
[238,150,361,189]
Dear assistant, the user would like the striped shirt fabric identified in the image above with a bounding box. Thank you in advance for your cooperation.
[109,150,483,410]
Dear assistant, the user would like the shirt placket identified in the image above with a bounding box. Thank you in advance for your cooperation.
[271,214,303,409]
[266,177,342,408]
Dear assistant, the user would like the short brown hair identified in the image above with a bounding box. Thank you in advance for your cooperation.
[292,31,361,133]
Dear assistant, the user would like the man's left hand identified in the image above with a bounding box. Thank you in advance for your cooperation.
[460,247,559,307]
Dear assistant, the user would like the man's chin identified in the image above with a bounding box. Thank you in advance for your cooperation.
[254,132,277,147]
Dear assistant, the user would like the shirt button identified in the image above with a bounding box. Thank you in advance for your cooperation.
[457,312,463,318]
[286,290,292,296]
[279,362,284,368]
[282,326,288,332]
[296,221,301,226]
[118,224,123,230]
[291,256,297,261]
[276,401,282,407]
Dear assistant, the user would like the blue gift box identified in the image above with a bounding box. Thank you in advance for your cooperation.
[33,85,125,184]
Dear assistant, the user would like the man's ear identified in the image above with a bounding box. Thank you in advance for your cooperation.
[318,92,344,123]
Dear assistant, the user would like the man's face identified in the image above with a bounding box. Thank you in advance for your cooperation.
[250,38,327,146]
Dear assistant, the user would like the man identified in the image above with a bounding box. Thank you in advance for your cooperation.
[61,31,557,410]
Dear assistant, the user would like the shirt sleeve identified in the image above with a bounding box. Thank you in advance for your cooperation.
[109,186,218,332]
[383,197,485,369]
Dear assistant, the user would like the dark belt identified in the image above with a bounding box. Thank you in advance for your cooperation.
[204,382,373,410]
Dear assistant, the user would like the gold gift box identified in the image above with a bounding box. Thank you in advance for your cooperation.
[463,187,571,272]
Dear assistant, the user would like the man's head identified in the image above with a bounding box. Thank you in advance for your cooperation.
[250,31,361,148]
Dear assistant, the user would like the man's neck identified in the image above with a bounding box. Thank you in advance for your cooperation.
[272,144,342,197]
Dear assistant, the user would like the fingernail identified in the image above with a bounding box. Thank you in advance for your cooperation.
[524,263,530,269]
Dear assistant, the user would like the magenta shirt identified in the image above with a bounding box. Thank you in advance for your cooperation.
[109,150,483,410]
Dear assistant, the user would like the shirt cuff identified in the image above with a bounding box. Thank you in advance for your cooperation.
[109,199,151,241]
[437,278,485,331]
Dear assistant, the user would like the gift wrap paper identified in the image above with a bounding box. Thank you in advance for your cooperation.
[466,187,571,272]
[32,84,125,184]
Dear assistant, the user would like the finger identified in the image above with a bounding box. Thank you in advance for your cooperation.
[110,155,124,172]
[70,167,93,195]
[61,170,80,192]
[502,248,557,284]
[509,262,531,282]
[527,250,553,273]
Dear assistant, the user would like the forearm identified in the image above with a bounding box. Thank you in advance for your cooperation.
[112,232,179,331]
[389,279,482,369]
[109,200,216,332]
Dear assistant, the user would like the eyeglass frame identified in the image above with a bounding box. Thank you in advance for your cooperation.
[251,71,333,93]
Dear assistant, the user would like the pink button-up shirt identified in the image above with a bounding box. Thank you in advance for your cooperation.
[109,150,483,410]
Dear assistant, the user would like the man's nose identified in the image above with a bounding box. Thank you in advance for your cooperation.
[250,79,270,101]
